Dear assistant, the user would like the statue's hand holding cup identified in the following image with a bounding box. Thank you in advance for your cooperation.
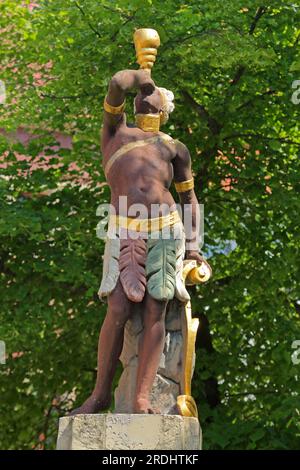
[184,251,212,285]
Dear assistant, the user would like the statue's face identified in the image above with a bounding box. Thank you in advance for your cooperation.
[134,87,163,115]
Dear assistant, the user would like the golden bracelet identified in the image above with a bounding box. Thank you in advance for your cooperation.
[174,178,194,193]
[103,96,126,115]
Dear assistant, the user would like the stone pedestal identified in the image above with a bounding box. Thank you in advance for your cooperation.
[57,414,202,450]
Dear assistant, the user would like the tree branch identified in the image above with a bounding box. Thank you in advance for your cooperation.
[110,12,136,42]
[100,4,133,21]
[249,6,267,35]
[164,29,220,48]
[74,1,102,39]
[227,7,267,90]
[181,90,222,135]
[237,88,277,110]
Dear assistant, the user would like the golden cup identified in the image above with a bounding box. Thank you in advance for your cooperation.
[183,259,212,285]
[187,262,212,284]
[133,28,160,72]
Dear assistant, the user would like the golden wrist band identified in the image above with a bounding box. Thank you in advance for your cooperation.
[104,96,126,115]
[174,178,194,193]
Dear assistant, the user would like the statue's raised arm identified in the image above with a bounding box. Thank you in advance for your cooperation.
[102,69,155,135]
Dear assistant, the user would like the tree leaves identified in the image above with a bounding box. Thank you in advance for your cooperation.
[0,0,300,450]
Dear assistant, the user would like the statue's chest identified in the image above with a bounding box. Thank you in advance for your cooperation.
[103,133,176,178]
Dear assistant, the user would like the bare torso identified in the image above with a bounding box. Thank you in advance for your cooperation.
[101,121,178,215]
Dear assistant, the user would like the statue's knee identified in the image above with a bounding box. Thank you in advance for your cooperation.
[108,296,131,328]
[145,301,166,324]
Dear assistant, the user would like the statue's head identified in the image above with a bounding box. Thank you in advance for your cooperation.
[134,86,175,125]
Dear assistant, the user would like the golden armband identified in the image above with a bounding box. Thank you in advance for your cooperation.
[103,96,126,115]
[174,178,194,193]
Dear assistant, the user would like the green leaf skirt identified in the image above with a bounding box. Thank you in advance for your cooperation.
[98,221,190,303]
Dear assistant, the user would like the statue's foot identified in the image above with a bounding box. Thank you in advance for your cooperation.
[70,393,111,416]
[133,397,159,414]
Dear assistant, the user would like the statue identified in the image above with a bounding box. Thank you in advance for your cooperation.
[71,29,211,418]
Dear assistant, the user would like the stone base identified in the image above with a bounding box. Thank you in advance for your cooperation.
[57,414,202,450]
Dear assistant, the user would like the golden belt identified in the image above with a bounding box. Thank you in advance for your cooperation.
[109,210,181,233]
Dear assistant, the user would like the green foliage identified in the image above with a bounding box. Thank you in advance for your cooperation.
[0,0,300,449]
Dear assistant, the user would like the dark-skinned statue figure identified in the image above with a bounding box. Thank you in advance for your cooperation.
[58,29,212,451]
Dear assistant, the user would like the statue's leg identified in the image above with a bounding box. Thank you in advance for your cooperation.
[71,279,133,415]
[133,294,167,414]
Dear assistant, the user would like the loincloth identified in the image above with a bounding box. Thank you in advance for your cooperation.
[98,211,190,303]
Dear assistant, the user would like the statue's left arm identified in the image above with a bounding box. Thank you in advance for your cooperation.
[172,141,203,264]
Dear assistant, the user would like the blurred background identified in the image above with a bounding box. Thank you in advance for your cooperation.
[0,0,299,449]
